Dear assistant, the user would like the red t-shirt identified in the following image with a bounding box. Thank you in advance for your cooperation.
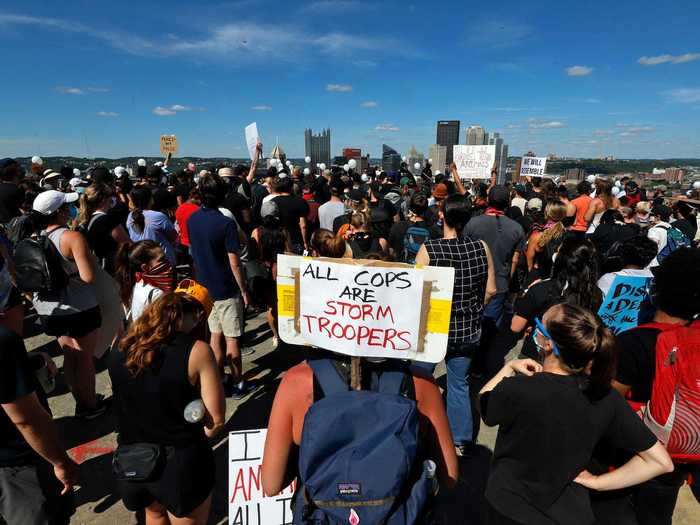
[175,202,200,247]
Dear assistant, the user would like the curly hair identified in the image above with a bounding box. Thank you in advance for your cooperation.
[119,293,204,376]
[550,238,603,312]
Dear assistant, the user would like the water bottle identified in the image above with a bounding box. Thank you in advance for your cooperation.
[184,399,205,423]
[424,459,439,496]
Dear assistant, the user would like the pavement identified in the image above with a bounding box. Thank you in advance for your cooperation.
[23,311,698,524]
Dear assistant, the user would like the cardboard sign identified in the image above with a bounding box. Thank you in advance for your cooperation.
[598,275,651,335]
[300,260,424,357]
[160,135,178,155]
[277,255,455,363]
[519,156,548,177]
[453,145,496,180]
[229,429,296,525]
[245,122,260,161]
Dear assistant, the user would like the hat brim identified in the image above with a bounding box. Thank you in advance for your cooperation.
[64,193,80,204]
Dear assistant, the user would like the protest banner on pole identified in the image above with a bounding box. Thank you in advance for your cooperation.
[519,156,548,178]
[160,135,178,155]
[245,123,260,161]
[276,255,455,363]
[452,145,496,180]
[598,274,651,335]
[229,429,295,525]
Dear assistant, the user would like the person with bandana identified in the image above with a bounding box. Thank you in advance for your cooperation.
[114,240,174,322]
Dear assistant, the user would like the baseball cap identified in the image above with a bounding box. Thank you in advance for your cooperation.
[33,190,79,215]
[527,197,543,212]
[514,184,527,195]
[400,176,415,187]
[175,279,213,316]
[31,156,43,166]
[488,185,510,209]
[432,183,448,200]
[218,167,234,177]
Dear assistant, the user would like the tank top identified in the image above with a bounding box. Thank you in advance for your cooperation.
[32,228,99,316]
[424,237,488,343]
[108,333,206,447]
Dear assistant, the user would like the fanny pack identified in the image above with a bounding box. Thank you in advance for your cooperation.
[112,443,167,481]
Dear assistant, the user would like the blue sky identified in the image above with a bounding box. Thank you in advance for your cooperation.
[1,0,699,159]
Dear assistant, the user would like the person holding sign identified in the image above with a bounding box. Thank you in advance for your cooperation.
[480,303,673,525]
[415,194,496,454]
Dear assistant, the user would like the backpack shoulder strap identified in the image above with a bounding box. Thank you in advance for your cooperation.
[308,358,348,397]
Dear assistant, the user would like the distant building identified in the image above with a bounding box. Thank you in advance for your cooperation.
[646,168,685,183]
[488,133,507,183]
[428,144,447,173]
[436,120,460,165]
[406,145,424,177]
[269,144,287,165]
[304,128,331,168]
[564,168,587,181]
[466,126,488,145]
[382,144,402,174]
[342,147,363,172]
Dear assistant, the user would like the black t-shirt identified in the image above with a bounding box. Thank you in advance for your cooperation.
[332,212,350,234]
[86,211,121,273]
[615,326,660,402]
[223,191,252,233]
[0,182,23,224]
[388,220,440,258]
[273,195,309,247]
[514,278,564,359]
[0,327,41,467]
[368,200,396,240]
[482,373,656,525]
[588,223,637,256]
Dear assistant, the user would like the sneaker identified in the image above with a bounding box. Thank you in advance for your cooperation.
[229,381,257,400]
[241,347,255,357]
[272,336,279,349]
[75,394,110,420]
[455,442,478,458]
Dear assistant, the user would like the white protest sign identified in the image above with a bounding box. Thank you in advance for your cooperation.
[245,122,260,161]
[519,156,548,178]
[229,429,296,525]
[299,259,425,359]
[453,145,496,180]
[160,135,178,155]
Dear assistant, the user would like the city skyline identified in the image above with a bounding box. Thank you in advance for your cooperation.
[1,1,699,159]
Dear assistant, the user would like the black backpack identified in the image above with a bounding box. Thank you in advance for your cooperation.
[14,227,69,296]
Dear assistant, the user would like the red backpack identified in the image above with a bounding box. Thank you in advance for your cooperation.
[636,321,700,462]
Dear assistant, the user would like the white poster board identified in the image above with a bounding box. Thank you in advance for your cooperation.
[229,429,296,525]
[300,260,424,358]
[277,255,455,363]
[245,122,260,161]
[453,145,496,180]
[160,135,178,155]
[519,156,548,177]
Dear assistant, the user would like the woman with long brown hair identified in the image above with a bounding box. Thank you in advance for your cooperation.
[109,291,224,525]
[525,200,568,281]
[480,303,673,525]
[585,178,620,233]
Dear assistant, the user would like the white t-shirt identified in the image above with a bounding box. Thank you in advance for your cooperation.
[647,222,671,267]
[318,201,346,231]
[597,268,653,297]
[130,281,164,322]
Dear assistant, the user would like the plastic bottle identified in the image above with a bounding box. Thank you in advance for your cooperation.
[184,399,205,423]
[424,459,439,496]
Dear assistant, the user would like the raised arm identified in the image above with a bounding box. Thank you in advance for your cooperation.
[247,142,263,185]
[450,163,467,195]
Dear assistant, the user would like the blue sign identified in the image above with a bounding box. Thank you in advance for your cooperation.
[598,275,651,335]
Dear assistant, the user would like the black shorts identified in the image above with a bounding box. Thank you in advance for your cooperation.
[117,441,215,518]
[41,306,102,338]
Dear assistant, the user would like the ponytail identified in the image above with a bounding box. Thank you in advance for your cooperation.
[78,183,112,227]
[311,229,347,258]
[115,240,163,305]
[131,208,145,234]
[129,187,152,234]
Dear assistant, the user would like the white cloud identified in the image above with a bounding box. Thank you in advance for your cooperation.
[664,88,700,104]
[376,123,400,132]
[360,101,378,108]
[616,124,655,136]
[566,65,593,77]
[152,106,177,116]
[529,119,565,129]
[638,53,700,66]
[96,111,118,117]
[56,87,84,95]
[170,104,191,111]
[326,83,353,92]
[252,105,272,111]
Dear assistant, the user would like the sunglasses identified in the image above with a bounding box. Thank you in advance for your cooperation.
[534,317,560,357]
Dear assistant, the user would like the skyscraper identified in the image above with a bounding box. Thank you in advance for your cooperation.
[436,120,460,165]
[488,132,508,184]
[428,144,447,173]
[304,128,331,167]
[382,144,402,173]
[466,126,487,145]
[406,145,424,176]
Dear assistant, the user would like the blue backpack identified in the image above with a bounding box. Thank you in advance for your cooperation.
[656,225,691,263]
[402,225,431,264]
[294,358,433,525]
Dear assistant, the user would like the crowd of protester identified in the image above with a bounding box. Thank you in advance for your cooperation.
[0,149,699,525]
